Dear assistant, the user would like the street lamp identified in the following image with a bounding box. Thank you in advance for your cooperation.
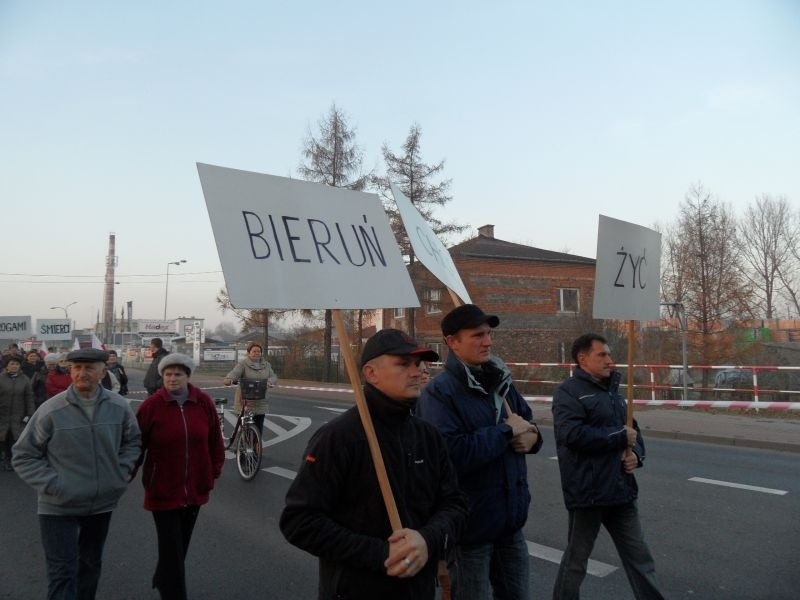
[164,260,187,320]
[50,301,77,318]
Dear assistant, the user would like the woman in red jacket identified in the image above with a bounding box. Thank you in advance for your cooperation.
[44,353,71,399]
[135,353,225,600]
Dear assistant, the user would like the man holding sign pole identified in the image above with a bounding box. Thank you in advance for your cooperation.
[417,304,543,600]
[280,329,467,600]
[551,333,664,600]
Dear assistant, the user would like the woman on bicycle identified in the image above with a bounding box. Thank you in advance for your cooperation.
[135,353,225,600]
[223,341,278,436]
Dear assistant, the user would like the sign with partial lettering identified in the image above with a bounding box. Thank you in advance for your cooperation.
[198,163,419,309]
[593,215,661,321]
[203,348,236,361]
[0,316,31,336]
[139,320,174,334]
[36,319,72,340]
[390,184,471,304]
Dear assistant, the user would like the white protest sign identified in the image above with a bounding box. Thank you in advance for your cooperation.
[36,319,72,340]
[389,184,471,304]
[198,163,419,309]
[593,215,661,321]
[0,316,32,337]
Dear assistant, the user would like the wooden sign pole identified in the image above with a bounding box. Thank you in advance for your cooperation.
[332,309,402,531]
[626,319,635,428]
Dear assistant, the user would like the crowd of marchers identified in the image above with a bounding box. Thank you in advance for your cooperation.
[2,307,667,600]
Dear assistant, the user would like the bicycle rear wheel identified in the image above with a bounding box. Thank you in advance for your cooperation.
[236,424,262,481]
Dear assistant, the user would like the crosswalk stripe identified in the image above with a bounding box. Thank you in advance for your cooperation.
[526,541,617,577]
[263,466,297,480]
[689,477,788,495]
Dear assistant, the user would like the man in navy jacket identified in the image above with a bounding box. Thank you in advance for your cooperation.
[552,333,664,599]
[417,304,543,600]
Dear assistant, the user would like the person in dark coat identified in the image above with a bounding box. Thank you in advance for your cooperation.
[551,333,664,600]
[143,338,169,395]
[105,350,129,395]
[0,355,35,470]
[280,329,467,600]
[23,350,48,407]
[416,304,543,600]
[135,353,225,600]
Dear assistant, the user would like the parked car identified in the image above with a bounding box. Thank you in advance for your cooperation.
[714,369,753,389]
[714,369,754,400]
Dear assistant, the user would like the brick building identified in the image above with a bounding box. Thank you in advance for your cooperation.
[383,224,597,363]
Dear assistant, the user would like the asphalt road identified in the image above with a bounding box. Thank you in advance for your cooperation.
[1,374,798,599]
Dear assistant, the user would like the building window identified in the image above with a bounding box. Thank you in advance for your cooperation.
[425,288,443,315]
[394,308,405,318]
[558,288,579,313]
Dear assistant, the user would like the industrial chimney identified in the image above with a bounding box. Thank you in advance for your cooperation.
[103,234,117,343]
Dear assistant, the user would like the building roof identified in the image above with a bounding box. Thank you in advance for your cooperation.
[449,229,595,265]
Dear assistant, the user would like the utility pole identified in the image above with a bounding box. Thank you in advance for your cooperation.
[661,302,689,401]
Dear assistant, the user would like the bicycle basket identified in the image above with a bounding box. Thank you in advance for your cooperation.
[239,378,268,400]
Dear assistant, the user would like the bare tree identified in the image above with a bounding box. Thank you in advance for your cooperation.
[298,103,369,381]
[739,195,798,318]
[372,123,467,336]
[775,203,800,317]
[661,183,754,384]
[215,288,302,351]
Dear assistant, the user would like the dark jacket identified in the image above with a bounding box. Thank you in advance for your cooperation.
[12,385,141,516]
[416,353,542,546]
[552,368,645,510]
[107,362,128,395]
[0,371,35,439]
[29,366,48,407]
[135,384,225,511]
[280,384,467,600]
[143,347,169,395]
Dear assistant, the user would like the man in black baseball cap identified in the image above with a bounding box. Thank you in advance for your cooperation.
[281,329,466,599]
[360,328,440,368]
[440,303,499,337]
[417,305,542,600]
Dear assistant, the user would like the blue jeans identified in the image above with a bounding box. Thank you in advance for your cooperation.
[452,529,530,600]
[39,512,112,600]
[552,502,664,600]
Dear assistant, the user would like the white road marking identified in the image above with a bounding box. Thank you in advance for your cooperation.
[264,414,312,447]
[263,466,297,480]
[222,413,311,459]
[259,463,618,578]
[689,477,788,495]
[317,406,347,413]
[526,541,617,577]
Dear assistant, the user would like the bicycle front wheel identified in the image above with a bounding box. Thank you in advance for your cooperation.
[236,424,262,481]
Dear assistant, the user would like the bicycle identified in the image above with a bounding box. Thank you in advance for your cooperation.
[214,390,263,481]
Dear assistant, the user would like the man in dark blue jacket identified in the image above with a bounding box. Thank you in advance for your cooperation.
[552,333,664,599]
[417,304,543,600]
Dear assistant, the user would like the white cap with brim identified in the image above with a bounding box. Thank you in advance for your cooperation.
[157,353,195,376]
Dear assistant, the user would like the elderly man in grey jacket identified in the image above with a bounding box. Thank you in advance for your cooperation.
[13,348,141,600]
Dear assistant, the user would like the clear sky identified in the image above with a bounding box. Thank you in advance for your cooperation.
[2,1,798,331]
